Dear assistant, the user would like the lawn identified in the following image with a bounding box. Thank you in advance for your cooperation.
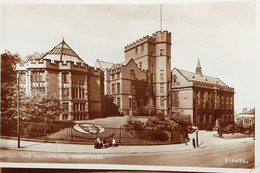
[73,116,129,128]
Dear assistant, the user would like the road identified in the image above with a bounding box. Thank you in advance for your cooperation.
[0,140,254,168]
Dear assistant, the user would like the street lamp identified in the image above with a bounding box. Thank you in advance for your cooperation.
[17,72,21,148]
[195,93,199,147]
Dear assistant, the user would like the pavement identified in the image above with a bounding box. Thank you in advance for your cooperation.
[0,131,254,154]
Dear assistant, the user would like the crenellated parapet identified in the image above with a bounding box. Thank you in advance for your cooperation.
[152,30,171,43]
[16,59,91,72]
[124,35,155,51]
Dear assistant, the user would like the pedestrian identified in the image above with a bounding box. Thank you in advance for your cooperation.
[94,137,102,149]
[102,138,109,148]
[112,137,118,147]
[192,138,196,148]
[96,137,101,144]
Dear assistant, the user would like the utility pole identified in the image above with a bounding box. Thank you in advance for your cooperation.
[17,72,20,148]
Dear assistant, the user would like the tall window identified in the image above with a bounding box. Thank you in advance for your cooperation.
[73,103,79,111]
[117,97,120,108]
[130,84,136,95]
[208,114,212,123]
[160,83,164,93]
[135,47,138,54]
[130,69,135,80]
[139,62,142,69]
[80,103,85,111]
[117,73,120,79]
[160,70,164,80]
[72,74,85,99]
[141,45,144,51]
[117,83,120,94]
[203,114,206,124]
[20,73,26,89]
[160,97,165,107]
[62,102,69,111]
[112,84,115,94]
[173,75,177,84]
[62,72,69,99]
[129,97,132,108]
[111,74,114,80]
[32,71,45,91]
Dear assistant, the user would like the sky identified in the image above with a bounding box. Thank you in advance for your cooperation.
[0,1,257,113]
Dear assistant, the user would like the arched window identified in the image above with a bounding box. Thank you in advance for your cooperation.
[173,75,177,83]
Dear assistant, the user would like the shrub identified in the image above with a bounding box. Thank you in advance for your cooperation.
[132,120,144,131]
[168,113,191,128]
[147,130,169,141]
[156,112,165,121]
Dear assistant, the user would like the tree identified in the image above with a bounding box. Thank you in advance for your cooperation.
[21,91,62,122]
[131,79,148,108]
[168,113,192,129]
[1,52,22,125]
[23,52,46,63]
[103,95,121,117]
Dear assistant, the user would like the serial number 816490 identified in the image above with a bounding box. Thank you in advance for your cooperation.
[225,158,248,164]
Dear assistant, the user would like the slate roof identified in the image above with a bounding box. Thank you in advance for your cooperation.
[95,59,134,70]
[95,59,115,70]
[40,39,85,64]
[175,68,229,87]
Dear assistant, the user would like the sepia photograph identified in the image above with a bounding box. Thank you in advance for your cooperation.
[0,0,258,172]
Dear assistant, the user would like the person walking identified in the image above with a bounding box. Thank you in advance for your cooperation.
[112,137,118,147]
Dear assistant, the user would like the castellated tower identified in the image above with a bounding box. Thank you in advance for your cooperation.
[124,31,172,115]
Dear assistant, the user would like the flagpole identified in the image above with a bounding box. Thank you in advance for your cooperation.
[160,4,162,32]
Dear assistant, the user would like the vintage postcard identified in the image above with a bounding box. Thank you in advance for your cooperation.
[0,0,258,172]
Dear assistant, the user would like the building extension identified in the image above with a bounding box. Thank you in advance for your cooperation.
[95,31,172,115]
[16,39,104,121]
[171,59,235,130]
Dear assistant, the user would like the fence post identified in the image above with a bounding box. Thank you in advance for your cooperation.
[70,127,73,142]
[119,126,122,143]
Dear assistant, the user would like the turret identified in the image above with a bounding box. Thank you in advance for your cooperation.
[196,58,202,76]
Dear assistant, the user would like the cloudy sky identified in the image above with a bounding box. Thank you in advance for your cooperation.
[1,1,257,113]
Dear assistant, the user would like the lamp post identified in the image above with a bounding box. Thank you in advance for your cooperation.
[195,93,199,148]
[17,72,21,148]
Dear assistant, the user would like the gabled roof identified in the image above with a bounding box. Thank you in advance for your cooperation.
[96,59,116,70]
[96,58,140,71]
[174,68,228,87]
[40,39,85,64]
